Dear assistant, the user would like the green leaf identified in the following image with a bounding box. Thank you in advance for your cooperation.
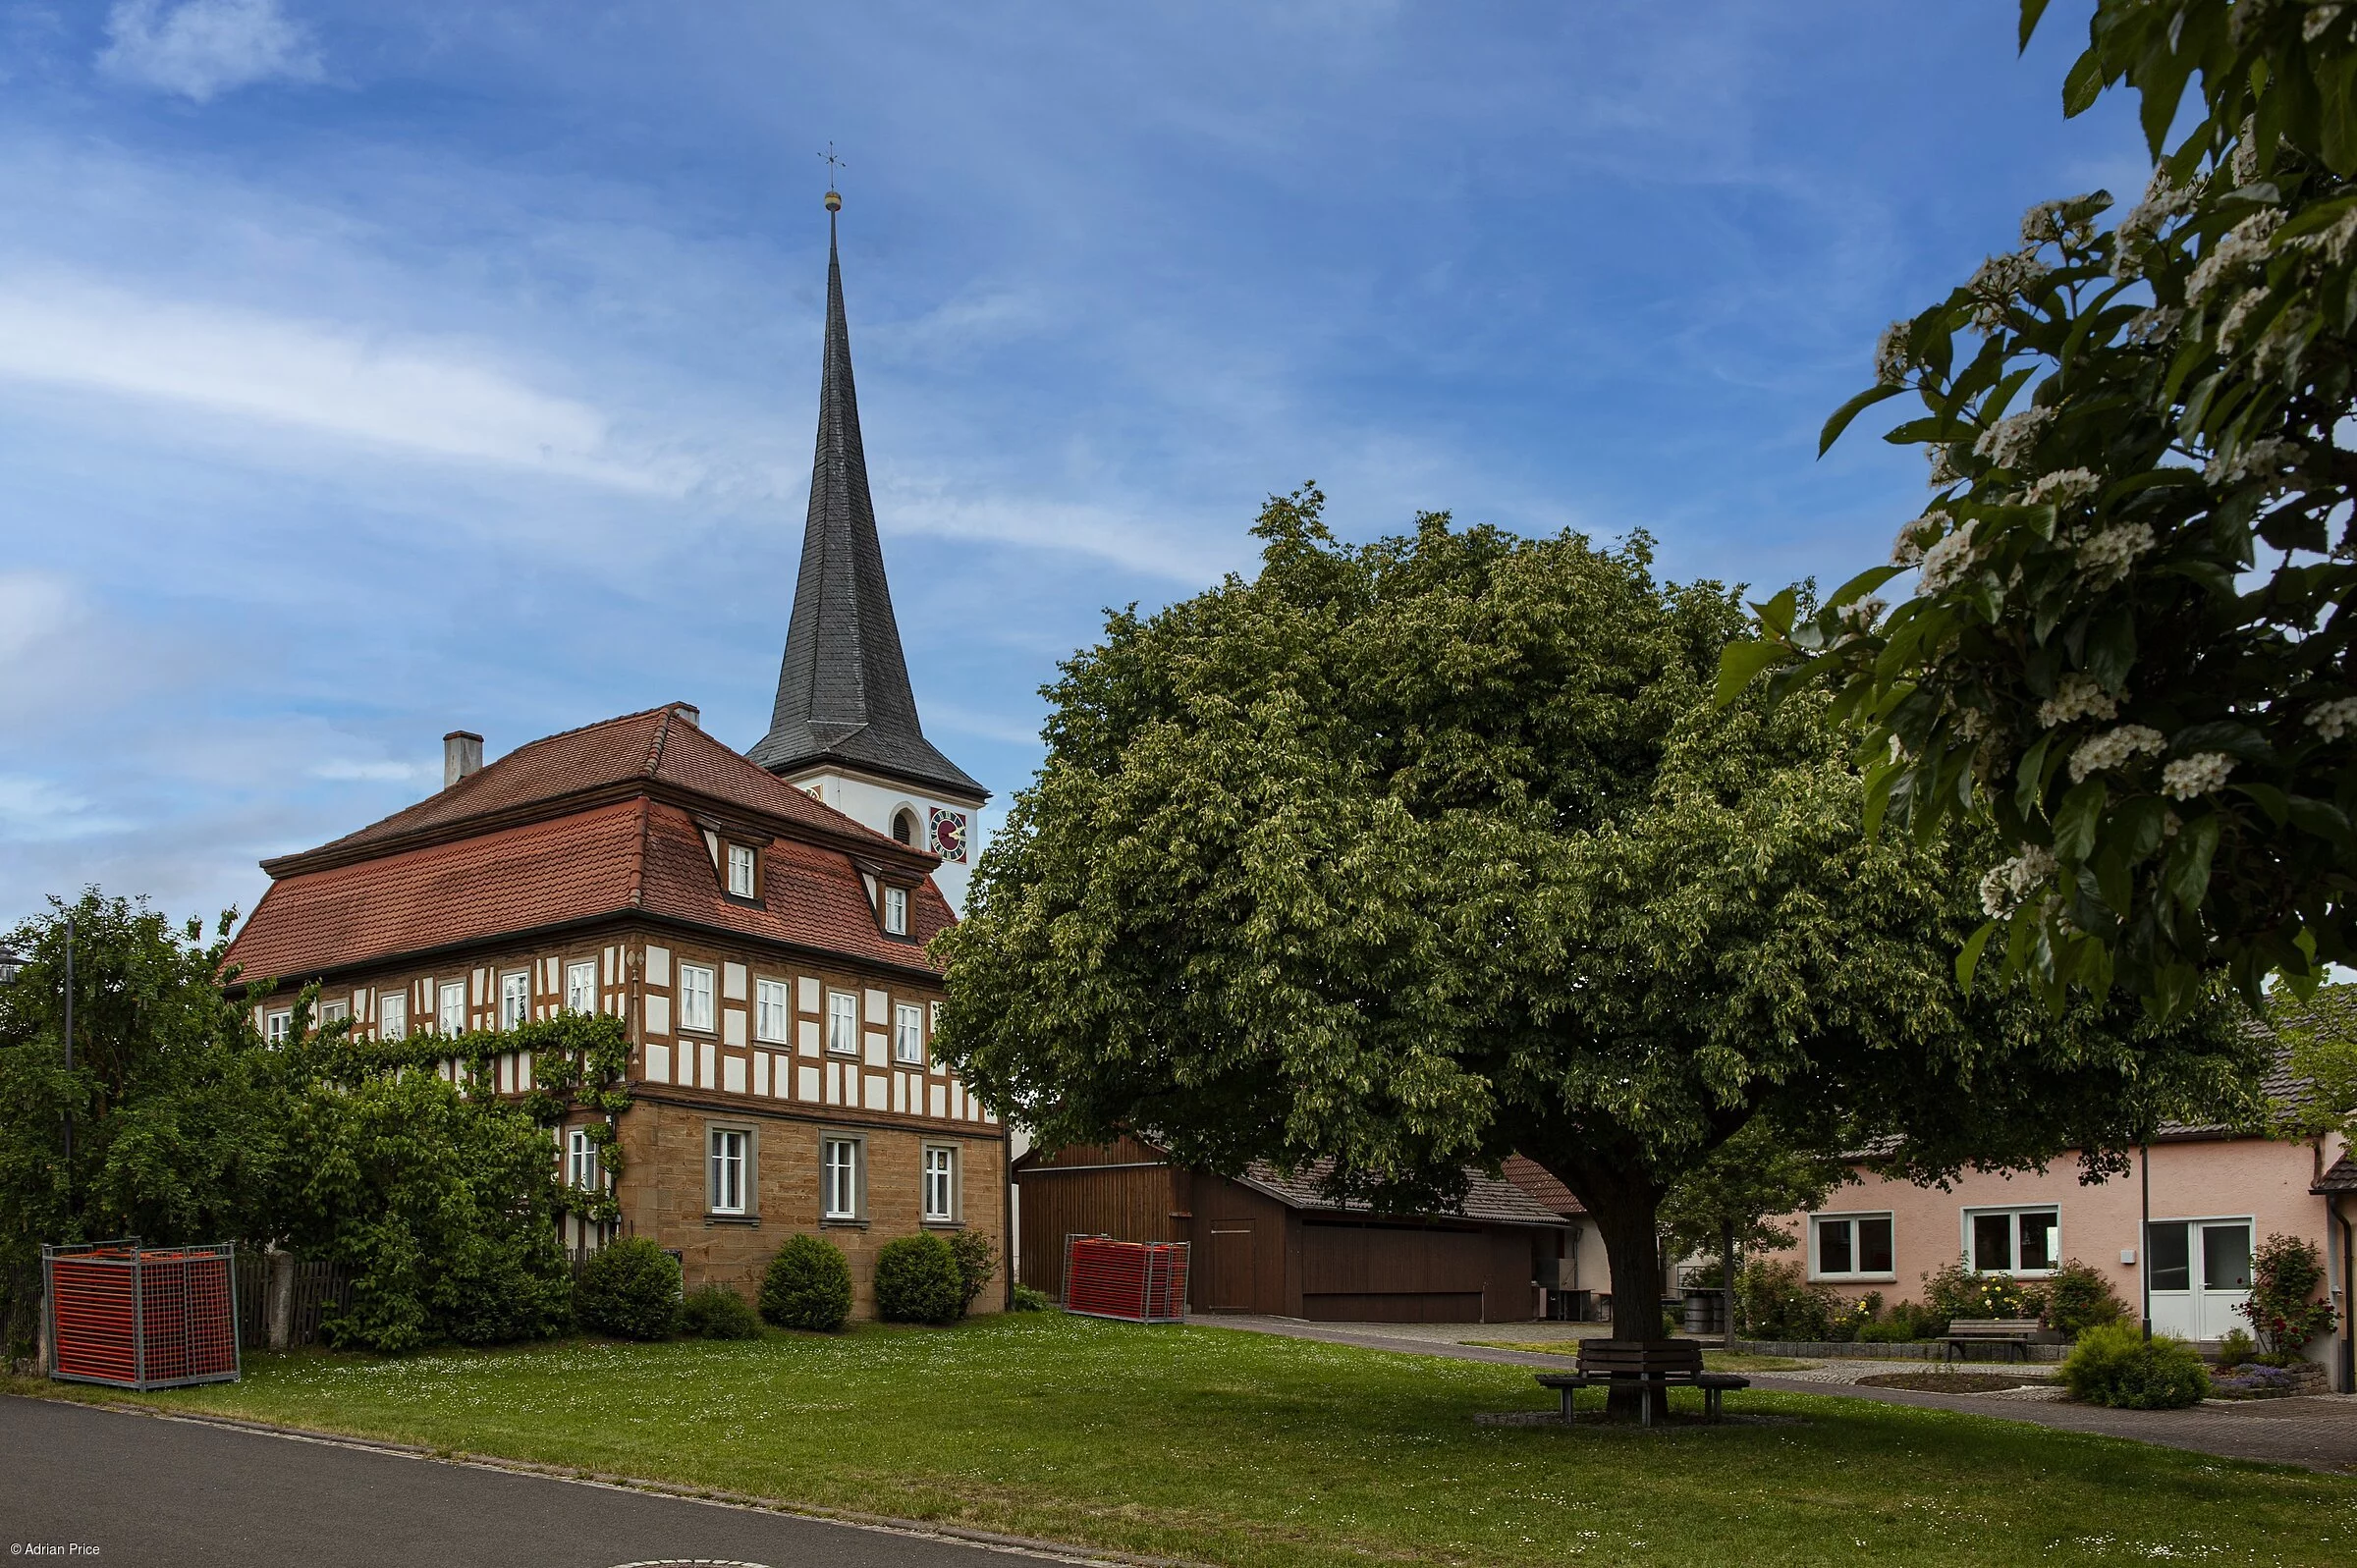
[1749,586,1799,639]
[2017,0,2051,53]
[2164,813,2222,914]
[1956,920,1999,995]
[1819,383,1905,457]
[2231,782,2289,827]
[2055,778,2107,862]
[1825,565,1903,612]
[1714,638,1785,709]
[2061,48,2104,118]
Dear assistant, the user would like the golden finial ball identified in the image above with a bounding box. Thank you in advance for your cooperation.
[825,189,842,212]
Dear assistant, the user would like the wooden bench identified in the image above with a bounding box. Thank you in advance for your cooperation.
[1534,1338,1749,1426]
[1942,1318,2042,1363]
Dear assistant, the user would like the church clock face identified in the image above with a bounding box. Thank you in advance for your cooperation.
[929,808,969,863]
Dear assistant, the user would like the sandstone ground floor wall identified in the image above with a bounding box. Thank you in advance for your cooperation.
[614,1093,1009,1318]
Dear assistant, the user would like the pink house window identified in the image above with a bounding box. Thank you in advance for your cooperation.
[1812,1214,1893,1279]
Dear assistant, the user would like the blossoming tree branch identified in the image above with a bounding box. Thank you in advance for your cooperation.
[1723,0,2357,1018]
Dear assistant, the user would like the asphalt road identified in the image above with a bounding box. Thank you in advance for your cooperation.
[1,1395,1059,1568]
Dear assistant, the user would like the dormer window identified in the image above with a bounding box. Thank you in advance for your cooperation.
[727,842,757,898]
[883,886,909,936]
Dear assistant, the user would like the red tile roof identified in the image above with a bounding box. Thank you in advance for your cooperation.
[270,705,909,874]
[1502,1156,1587,1217]
[227,708,954,986]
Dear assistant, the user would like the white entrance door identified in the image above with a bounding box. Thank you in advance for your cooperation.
[2146,1218,2252,1340]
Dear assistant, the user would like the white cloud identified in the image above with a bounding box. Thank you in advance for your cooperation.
[0,275,688,492]
[0,776,132,841]
[0,572,76,666]
[98,0,322,103]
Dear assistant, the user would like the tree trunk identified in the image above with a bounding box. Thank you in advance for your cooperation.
[1721,1218,1736,1352]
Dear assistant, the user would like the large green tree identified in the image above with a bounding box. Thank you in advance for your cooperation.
[1728,1,2357,1017]
[935,493,2255,1385]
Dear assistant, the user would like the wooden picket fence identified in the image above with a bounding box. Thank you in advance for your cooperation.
[232,1251,354,1350]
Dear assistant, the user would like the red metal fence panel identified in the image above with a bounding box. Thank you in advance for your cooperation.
[44,1240,241,1390]
[1062,1234,1190,1324]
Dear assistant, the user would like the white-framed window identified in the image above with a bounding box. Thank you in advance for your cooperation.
[822,1137,860,1220]
[680,963,716,1033]
[436,981,466,1036]
[894,1002,925,1065]
[264,1009,293,1045]
[319,999,349,1025]
[708,1126,748,1216]
[755,978,792,1044]
[500,971,530,1030]
[1811,1213,1895,1279]
[883,886,909,936]
[922,1146,957,1222]
[565,960,597,1014]
[378,992,409,1041]
[826,990,859,1055]
[567,1127,601,1191]
[727,842,757,898]
[1965,1206,2060,1275]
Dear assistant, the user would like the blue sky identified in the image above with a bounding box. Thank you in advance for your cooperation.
[0,1,2152,925]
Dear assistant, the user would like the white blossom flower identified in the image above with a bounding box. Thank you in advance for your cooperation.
[2161,751,2236,800]
[2078,521,2156,585]
[1967,249,2047,331]
[2231,117,2263,187]
[2068,724,2167,783]
[1953,706,1994,743]
[2126,305,2183,347]
[2308,4,2346,43]
[2187,209,2284,304]
[2036,673,2119,729]
[1874,321,1913,386]
[2252,304,2317,379]
[1980,845,2058,918]
[1927,445,1963,489]
[2021,195,2102,248]
[2307,696,2357,742]
[2219,287,2271,351]
[1890,510,1948,567]
[1838,595,1888,630]
[1916,519,1979,595]
[2204,437,2303,487]
[2025,467,2102,508]
[1973,407,2056,471]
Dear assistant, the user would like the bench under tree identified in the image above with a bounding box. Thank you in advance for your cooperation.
[1534,1338,1749,1426]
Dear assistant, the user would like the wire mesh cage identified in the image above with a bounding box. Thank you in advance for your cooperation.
[44,1239,241,1390]
[1062,1233,1190,1324]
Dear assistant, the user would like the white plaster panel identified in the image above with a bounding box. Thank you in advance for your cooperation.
[825,1062,841,1106]
[644,995,670,1036]
[700,1042,717,1089]
[723,962,747,1001]
[754,1053,770,1097]
[723,1007,746,1048]
[724,1054,746,1095]
[797,976,819,1013]
[864,1074,887,1110]
[645,946,670,986]
[864,1031,887,1069]
[863,988,888,1024]
[930,1083,946,1118]
[892,1073,905,1113]
[645,1044,671,1083]
[798,1065,820,1102]
[796,1019,819,1057]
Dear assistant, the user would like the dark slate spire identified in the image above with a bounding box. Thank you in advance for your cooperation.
[749,193,986,803]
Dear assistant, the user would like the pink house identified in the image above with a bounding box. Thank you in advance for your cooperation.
[1760,1057,2352,1387]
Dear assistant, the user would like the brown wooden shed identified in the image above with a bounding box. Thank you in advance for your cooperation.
[1014,1138,1572,1323]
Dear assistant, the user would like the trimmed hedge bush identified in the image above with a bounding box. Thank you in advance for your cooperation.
[760,1234,852,1331]
[2042,1259,2129,1338]
[2061,1324,2211,1409]
[680,1282,761,1339]
[575,1237,680,1340]
[873,1234,963,1325]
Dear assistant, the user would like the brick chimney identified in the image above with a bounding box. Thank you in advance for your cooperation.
[443,730,484,789]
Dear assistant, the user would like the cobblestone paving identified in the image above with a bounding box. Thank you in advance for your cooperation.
[1204,1315,2357,1472]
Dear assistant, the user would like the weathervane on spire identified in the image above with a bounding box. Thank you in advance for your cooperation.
[819,141,847,211]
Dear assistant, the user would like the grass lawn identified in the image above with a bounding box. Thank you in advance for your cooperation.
[10,1313,2349,1567]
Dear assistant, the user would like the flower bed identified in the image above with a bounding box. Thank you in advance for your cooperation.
[2209,1360,2328,1399]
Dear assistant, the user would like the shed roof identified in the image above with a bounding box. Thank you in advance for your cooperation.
[1231,1159,1570,1229]
[2316,1155,2357,1195]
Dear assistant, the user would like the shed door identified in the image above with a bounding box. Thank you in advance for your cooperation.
[2146,1218,2252,1340]
[1202,1219,1257,1311]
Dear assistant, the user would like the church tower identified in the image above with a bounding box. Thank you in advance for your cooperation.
[749,189,989,911]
